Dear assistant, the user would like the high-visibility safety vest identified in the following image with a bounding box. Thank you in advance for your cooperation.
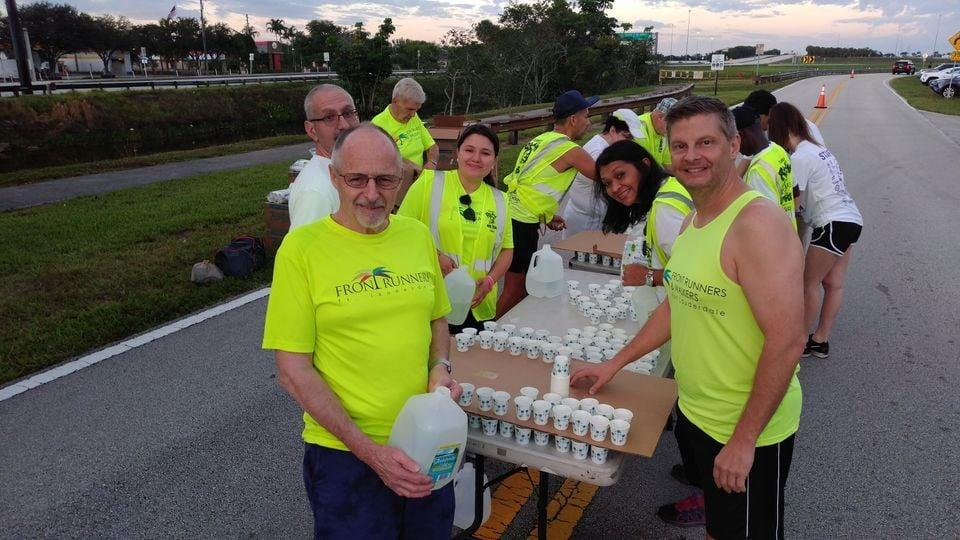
[644,177,693,268]
[745,142,796,228]
[503,131,579,224]
[420,170,508,321]
[635,113,672,168]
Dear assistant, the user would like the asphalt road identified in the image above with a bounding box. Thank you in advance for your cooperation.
[2,73,959,538]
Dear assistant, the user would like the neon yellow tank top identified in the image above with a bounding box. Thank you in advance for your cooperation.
[664,190,801,445]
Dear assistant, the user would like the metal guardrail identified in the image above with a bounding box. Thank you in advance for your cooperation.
[476,84,695,144]
[753,67,887,84]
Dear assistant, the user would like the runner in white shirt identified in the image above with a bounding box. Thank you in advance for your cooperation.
[768,102,863,360]
[560,111,636,238]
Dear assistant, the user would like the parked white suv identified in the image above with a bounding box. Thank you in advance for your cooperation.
[919,63,960,85]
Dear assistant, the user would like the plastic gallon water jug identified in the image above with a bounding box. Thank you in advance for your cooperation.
[444,267,476,325]
[526,244,564,298]
[453,462,492,529]
[388,386,468,490]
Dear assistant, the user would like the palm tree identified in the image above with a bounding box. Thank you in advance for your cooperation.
[267,19,286,42]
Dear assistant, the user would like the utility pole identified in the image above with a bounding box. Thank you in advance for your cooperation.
[684,9,691,59]
[931,13,942,56]
[199,0,208,75]
[4,0,34,94]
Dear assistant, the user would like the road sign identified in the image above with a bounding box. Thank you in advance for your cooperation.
[248,53,254,61]
[711,54,725,71]
[323,52,331,62]
[755,43,764,55]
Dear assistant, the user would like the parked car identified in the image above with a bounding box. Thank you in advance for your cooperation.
[930,71,960,98]
[919,64,960,85]
[892,59,915,75]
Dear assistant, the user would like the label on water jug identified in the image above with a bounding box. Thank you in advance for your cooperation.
[427,444,461,483]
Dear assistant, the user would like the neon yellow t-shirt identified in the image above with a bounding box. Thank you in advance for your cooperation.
[371,106,436,168]
[262,215,451,450]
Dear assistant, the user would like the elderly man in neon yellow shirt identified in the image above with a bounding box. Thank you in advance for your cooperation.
[633,97,678,174]
[372,77,440,174]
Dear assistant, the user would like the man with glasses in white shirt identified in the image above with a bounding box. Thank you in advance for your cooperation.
[288,84,361,231]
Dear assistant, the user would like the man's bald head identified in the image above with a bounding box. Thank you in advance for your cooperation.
[329,123,403,233]
[331,123,401,173]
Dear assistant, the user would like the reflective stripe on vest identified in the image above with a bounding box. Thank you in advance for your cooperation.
[645,177,693,268]
[505,132,579,222]
[748,143,796,228]
[428,171,460,265]
[427,171,507,275]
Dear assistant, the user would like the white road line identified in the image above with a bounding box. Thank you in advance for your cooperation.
[0,286,271,403]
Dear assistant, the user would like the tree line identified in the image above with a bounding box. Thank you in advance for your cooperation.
[805,46,882,58]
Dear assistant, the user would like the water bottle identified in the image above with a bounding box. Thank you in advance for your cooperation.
[444,266,476,325]
[388,386,468,490]
[526,244,564,298]
[453,462,492,529]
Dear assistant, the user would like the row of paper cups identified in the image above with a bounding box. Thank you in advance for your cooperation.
[468,415,612,464]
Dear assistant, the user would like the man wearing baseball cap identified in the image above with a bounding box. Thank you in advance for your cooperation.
[498,90,601,315]
[634,97,678,173]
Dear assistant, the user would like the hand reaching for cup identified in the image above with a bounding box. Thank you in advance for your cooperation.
[570,361,620,395]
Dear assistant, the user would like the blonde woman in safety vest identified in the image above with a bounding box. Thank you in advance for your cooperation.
[497,90,601,316]
[398,124,513,333]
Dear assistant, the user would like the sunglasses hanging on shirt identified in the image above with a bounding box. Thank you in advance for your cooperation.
[459,194,477,222]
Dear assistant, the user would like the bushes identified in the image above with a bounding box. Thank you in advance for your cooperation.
[0,75,450,173]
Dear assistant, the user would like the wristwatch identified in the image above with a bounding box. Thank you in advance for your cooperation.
[432,357,452,374]
[645,269,655,287]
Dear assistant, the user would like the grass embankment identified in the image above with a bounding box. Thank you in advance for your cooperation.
[0,134,306,188]
[889,76,960,116]
[0,163,284,384]
[1,80,789,384]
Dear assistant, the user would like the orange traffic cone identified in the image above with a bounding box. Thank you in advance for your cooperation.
[814,84,827,109]
[850,69,855,78]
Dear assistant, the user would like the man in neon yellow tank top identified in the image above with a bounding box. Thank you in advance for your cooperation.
[572,96,805,539]
[497,90,601,316]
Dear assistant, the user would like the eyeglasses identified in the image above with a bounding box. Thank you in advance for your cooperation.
[337,171,402,190]
[308,109,359,126]
[459,194,476,222]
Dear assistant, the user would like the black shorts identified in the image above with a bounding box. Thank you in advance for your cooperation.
[810,221,861,256]
[675,409,795,540]
[508,220,541,274]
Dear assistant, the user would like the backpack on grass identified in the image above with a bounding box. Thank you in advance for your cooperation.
[214,235,266,277]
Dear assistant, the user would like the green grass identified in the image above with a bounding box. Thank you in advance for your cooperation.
[888,76,960,115]
[0,134,307,188]
[0,162,287,384]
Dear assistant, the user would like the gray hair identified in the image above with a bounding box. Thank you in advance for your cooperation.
[331,122,402,172]
[391,77,426,104]
[665,95,737,141]
[303,84,352,118]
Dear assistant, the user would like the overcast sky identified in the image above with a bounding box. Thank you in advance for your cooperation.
[10,0,960,55]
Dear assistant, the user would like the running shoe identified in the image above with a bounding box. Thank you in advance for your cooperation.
[803,335,829,358]
[656,491,705,527]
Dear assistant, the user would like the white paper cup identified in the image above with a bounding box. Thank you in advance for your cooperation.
[458,382,475,406]
[613,408,634,423]
[483,321,498,332]
[500,324,516,337]
[603,348,618,361]
[582,325,598,335]
[520,386,540,400]
[499,421,515,438]
[588,283,602,293]
[566,280,580,291]
[589,253,599,264]
[590,415,610,441]
[532,400,551,425]
[481,417,498,436]
[478,330,494,350]
[577,337,594,349]
[515,427,532,445]
[541,342,557,363]
[571,410,591,436]
[455,332,471,352]
[514,396,533,421]
[602,254,612,266]
[585,345,602,357]
[476,387,495,411]
[519,326,534,339]
[557,346,573,359]
[534,329,551,340]
[492,391,511,416]
[549,374,570,398]
[524,339,541,360]
[586,353,603,363]
[579,398,599,415]
[588,309,602,325]
[596,404,615,420]
[590,445,609,464]
[462,328,478,344]
[555,435,571,453]
[597,322,613,332]
[610,419,631,446]
[534,430,551,446]
[552,355,570,376]
[561,397,580,411]
[493,331,509,352]
[468,414,482,429]
[572,440,589,460]
[508,336,524,356]
[542,393,562,414]
[552,404,573,430]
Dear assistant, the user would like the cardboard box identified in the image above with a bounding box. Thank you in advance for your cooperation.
[452,344,677,457]
[553,230,627,258]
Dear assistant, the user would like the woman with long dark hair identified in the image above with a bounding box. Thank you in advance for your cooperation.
[398,123,513,333]
[768,102,863,359]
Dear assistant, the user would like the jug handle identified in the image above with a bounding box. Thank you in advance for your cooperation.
[531,254,539,269]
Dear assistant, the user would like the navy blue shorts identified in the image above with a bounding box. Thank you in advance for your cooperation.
[302,443,455,540]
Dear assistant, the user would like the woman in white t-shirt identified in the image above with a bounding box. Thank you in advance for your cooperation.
[769,102,863,360]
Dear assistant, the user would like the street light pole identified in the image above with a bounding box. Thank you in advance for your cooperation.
[684,9,691,59]
[4,0,34,94]
[931,13,942,57]
[199,0,208,74]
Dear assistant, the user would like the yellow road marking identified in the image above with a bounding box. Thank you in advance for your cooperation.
[810,79,848,125]
[527,479,600,539]
[473,468,540,540]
